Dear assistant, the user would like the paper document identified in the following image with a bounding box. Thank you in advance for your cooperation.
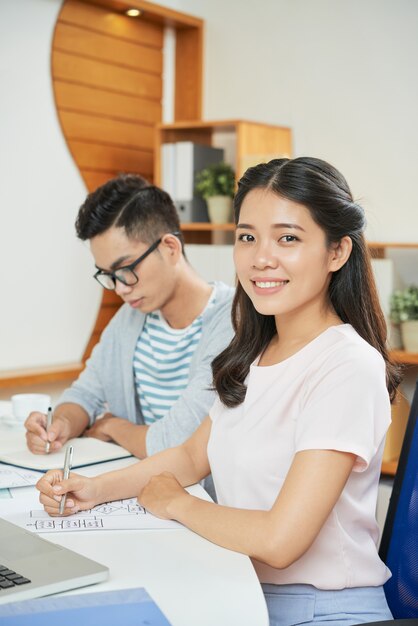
[0,432,132,471]
[0,463,43,489]
[0,587,173,625]
[0,496,182,533]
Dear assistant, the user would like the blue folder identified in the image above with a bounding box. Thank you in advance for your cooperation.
[0,587,172,625]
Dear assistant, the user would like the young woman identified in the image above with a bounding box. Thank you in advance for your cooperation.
[37,157,400,626]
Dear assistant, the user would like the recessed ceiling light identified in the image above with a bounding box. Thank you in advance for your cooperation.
[126,8,141,17]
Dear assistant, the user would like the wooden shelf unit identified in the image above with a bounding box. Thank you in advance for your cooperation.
[181,222,235,232]
[154,119,292,187]
[384,348,418,475]
[155,120,291,203]
[380,460,398,477]
[154,119,292,243]
[366,241,418,256]
[389,350,418,366]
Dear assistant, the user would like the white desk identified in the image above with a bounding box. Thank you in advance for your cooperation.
[1,445,269,625]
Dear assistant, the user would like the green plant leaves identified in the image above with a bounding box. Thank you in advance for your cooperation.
[390,285,418,323]
[195,162,235,199]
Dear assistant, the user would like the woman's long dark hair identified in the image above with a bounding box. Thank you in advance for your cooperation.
[212,157,401,405]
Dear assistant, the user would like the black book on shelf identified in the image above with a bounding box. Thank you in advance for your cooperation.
[161,141,224,222]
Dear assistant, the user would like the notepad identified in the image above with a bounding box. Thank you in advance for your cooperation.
[0,433,132,472]
[0,587,172,625]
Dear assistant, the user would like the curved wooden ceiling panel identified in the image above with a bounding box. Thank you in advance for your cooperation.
[51,0,164,360]
[52,0,163,190]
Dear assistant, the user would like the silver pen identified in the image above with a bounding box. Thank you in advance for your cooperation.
[45,407,53,454]
[59,444,74,515]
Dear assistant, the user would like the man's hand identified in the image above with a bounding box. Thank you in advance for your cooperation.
[85,415,149,459]
[138,471,190,520]
[25,412,71,455]
[84,413,116,442]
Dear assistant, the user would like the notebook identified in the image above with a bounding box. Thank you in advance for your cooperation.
[0,517,108,605]
[0,434,132,471]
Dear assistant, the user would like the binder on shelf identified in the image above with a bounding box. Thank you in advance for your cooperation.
[161,142,224,223]
[161,143,176,201]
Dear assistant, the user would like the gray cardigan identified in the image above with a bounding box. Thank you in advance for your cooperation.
[58,282,234,456]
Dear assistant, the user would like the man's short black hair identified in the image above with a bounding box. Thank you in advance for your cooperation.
[75,174,184,248]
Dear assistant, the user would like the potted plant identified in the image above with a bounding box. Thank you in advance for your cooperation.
[389,285,418,352]
[195,162,235,223]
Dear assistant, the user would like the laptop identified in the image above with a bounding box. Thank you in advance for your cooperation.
[0,517,108,605]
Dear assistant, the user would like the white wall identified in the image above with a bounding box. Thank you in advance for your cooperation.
[1,0,417,371]
[0,0,101,370]
[158,0,418,243]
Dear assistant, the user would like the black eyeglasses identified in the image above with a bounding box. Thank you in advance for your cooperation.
[93,232,181,290]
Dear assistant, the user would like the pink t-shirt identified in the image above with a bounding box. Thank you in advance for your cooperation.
[208,324,391,589]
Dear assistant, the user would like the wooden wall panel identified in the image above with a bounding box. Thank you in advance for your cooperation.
[53,51,162,100]
[68,141,153,176]
[81,171,125,192]
[54,22,163,73]
[52,0,163,187]
[59,110,155,150]
[52,0,165,361]
[59,0,163,46]
[51,0,203,363]
[54,81,161,125]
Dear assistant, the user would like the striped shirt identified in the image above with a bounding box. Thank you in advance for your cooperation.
[133,292,215,425]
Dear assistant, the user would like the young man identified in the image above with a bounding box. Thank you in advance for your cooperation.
[25,174,234,464]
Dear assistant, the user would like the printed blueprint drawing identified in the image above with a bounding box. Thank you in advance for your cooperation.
[0,464,43,489]
[19,498,182,533]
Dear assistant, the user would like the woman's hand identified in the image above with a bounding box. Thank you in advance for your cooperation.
[36,470,99,516]
[138,471,190,520]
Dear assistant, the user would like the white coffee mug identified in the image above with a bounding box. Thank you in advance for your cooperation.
[11,393,52,423]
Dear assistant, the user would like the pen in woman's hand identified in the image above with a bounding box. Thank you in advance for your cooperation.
[59,445,74,515]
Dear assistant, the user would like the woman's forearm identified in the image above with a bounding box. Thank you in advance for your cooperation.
[166,493,277,565]
[140,449,358,570]
[94,444,206,504]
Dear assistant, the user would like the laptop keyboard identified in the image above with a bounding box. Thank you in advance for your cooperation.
[0,565,31,590]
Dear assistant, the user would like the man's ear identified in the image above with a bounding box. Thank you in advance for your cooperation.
[329,236,353,272]
[161,233,182,261]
